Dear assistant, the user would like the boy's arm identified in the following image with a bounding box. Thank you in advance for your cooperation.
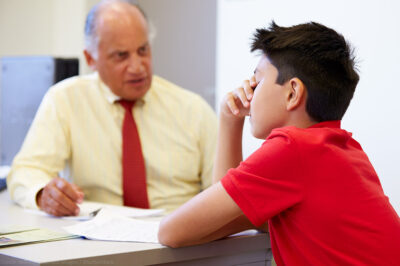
[212,113,245,184]
[158,182,257,248]
[212,78,257,184]
[158,78,262,248]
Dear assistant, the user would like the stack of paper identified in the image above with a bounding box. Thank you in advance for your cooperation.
[0,226,79,248]
[0,225,37,235]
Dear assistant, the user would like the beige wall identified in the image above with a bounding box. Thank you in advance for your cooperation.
[138,0,216,107]
[0,0,54,56]
[0,0,98,74]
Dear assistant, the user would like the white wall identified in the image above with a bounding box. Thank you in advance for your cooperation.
[216,0,400,213]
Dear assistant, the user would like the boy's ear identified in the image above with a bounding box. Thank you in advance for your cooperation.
[286,77,306,111]
[83,50,97,71]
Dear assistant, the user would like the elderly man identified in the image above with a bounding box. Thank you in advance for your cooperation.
[7,0,217,216]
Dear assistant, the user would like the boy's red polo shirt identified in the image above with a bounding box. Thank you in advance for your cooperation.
[222,121,400,265]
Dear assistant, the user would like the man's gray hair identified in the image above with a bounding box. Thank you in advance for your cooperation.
[84,0,154,59]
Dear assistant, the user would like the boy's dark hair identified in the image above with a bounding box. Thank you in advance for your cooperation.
[251,21,359,122]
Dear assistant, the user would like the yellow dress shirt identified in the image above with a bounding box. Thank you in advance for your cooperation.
[7,73,217,213]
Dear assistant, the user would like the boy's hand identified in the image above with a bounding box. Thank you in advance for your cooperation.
[213,76,257,184]
[221,76,258,119]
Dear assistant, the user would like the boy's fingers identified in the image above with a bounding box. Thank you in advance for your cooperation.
[242,80,253,101]
[250,75,257,88]
[236,86,249,108]
[226,92,239,115]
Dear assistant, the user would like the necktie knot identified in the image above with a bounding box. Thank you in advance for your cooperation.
[119,100,135,113]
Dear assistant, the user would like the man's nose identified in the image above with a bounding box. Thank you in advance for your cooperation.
[127,55,144,73]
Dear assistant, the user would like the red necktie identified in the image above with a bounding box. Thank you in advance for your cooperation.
[119,100,149,208]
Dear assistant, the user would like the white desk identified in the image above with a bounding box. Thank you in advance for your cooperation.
[0,191,272,265]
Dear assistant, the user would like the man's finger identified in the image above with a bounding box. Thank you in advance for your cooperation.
[43,195,74,217]
[47,182,80,215]
[71,184,84,203]
[71,183,83,194]
[55,178,83,204]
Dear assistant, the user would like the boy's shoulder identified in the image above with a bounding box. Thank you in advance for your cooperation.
[268,121,353,147]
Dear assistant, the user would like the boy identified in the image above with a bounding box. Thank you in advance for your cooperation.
[158,21,400,265]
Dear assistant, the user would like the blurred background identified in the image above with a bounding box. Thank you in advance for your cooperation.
[0,0,399,213]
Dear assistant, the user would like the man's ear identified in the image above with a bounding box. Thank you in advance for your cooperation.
[83,50,97,71]
[286,77,306,111]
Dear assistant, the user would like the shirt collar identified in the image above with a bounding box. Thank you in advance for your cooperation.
[96,72,150,105]
[309,120,341,129]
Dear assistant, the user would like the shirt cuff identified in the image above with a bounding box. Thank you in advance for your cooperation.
[13,183,47,210]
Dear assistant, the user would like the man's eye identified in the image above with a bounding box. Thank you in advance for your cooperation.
[138,45,149,56]
[115,52,128,59]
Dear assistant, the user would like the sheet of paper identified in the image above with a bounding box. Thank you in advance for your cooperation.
[25,201,164,221]
[81,201,164,218]
[0,228,79,248]
[63,209,160,243]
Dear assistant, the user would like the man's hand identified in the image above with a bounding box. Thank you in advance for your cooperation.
[36,177,84,216]
[220,76,258,119]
